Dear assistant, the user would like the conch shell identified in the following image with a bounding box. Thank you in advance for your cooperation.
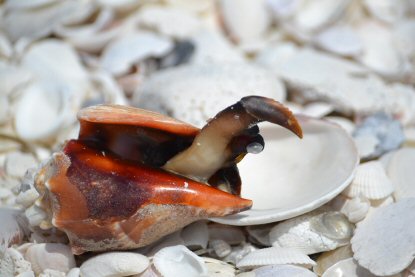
[30,96,302,254]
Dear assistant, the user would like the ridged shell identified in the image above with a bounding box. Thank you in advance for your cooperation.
[351,198,415,276]
[24,243,75,275]
[152,245,208,277]
[251,265,317,277]
[270,210,354,255]
[80,252,149,277]
[386,148,415,200]
[342,161,394,200]
[236,247,316,269]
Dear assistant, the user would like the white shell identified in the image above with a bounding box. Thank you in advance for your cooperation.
[152,245,208,277]
[363,0,409,24]
[181,221,209,250]
[245,224,272,246]
[236,247,316,269]
[65,267,80,277]
[208,239,232,258]
[137,6,201,39]
[133,63,286,127]
[0,208,26,254]
[269,210,354,255]
[314,25,362,57]
[4,152,37,178]
[342,161,394,200]
[386,148,415,201]
[101,32,173,76]
[250,265,317,277]
[203,257,236,277]
[313,245,353,276]
[351,198,415,275]
[330,195,370,223]
[220,0,271,44]
[301,102,334,118]
[80,252,149,277]
[223,243,259,265]
[321,258,376,277]
[324,116,355,135]
[257,48,415,122]
[212,117,358,225]
[24,243,75,275]
[0,247,32,276]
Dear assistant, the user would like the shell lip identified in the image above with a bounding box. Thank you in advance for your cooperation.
[210,115,359,225]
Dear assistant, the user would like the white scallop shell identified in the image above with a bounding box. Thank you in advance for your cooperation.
[80,252,149,277]
[351,198,415,275]
[313,245,353,276]
[342,161,394,200]
[269,210,354,255]
[208,224,245,245]
[181,221,209,250]
[321,258,376,277]
[212,117,358,225]
[250,265,317,277]
[223,243,259,265]
[133,63,286,128]
[24,243,75,275]
[236,247,316,269]
[386,148,415,200]
[330,195,370,223]
[152,245,208,277]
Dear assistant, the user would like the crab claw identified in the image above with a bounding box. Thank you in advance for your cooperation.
[163,96,302,184]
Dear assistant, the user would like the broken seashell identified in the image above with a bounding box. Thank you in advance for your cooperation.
[101,32,173,76]
[249,264,317,277]
[269,210,354,255]
[342,161,394,200]
[28,96,301,254]
[386,148,415,201]
[313,245,353,276]
[180,221,209,250]
[330,195,370,223]
[203,257,236,277]
[236,246,316,269]
[208,224,245,245]
[352,198,415,275]
[0,247,32,276]
[24,243,75,275]
[4,152,37,179]
[0,208,26,255]
[223,242,259,265]
[133,63,286,127]
[363,0,409,24]
[80,252,149,277]
[314,25,362,57]
[137,6,202,39]
[213,116,358,225]
[208,239,232,258]
[321,258,376,277]
[219,0,271,44]
[245,224,272,246]
[152,245,208,277]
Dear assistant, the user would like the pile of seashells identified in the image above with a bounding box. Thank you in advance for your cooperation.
[1,0,415,276]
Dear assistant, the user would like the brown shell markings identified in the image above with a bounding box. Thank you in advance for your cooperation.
[34,96,302,254]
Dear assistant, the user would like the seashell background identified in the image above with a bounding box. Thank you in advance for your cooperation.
[0,0,415,276]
